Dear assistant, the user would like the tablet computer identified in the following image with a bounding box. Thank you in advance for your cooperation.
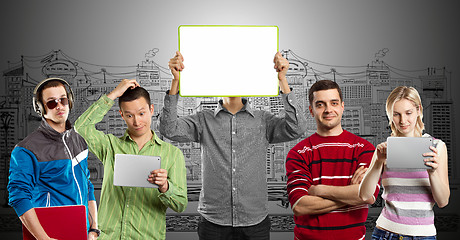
[178,25,279,97]
[114,154,161,188]
[23,205,87,240]
[386,137,433,169]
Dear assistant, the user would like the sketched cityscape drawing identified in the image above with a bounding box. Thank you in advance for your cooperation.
[0,48,455,208]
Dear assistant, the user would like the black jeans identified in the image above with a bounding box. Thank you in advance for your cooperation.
[197,215,271,240]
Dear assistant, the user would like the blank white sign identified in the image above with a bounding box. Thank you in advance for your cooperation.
[179,25,279,97]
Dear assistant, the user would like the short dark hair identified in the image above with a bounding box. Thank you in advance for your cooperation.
[308,80,343,105]
[118,87,151,108]
[37,80,67,105]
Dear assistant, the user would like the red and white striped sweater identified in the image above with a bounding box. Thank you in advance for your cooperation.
[286,130,378,240]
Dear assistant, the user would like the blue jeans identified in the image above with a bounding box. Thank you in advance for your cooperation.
[372,227,436,240]
[197,215,271,240]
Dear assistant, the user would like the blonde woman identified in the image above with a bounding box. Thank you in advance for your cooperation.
[359,86,450,239]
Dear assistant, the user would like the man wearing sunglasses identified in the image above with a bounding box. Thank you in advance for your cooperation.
[8,78,99,240]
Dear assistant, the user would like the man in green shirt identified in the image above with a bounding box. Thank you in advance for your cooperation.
[75,79,187,240]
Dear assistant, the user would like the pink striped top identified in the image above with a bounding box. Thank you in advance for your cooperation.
[376,135,441,236]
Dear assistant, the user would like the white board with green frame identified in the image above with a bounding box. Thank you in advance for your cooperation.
[178,25,279,97]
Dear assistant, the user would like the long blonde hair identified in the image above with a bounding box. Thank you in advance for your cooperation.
[386,86,424,137]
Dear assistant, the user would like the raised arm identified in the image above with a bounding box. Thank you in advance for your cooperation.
[168,51,184,96]
[106,79,140,101]
[266,52,307,143]
[159,51,202,143]
[274,52,291,94]
[75,79,140,163]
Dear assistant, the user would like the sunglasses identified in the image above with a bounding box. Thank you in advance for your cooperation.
[45,97,69,109]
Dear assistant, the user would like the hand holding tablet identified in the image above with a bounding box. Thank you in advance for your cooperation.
[148,168,169,193]
[114,154,162,188]
[386,137,434,169]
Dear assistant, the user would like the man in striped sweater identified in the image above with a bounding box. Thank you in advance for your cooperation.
[285,80,379,240]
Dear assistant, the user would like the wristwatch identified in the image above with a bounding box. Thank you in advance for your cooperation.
[89,228,101,237]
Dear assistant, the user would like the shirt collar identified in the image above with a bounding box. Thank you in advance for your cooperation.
[121,129,163,145]
[214,98,254,117]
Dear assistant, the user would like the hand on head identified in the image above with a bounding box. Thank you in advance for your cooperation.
[107,79,140,100]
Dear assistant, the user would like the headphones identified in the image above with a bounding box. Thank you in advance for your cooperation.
[33,77,74,116]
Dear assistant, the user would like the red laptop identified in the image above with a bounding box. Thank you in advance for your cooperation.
[22,205,87,240]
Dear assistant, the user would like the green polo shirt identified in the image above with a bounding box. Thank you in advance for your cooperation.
[75,94,187,240]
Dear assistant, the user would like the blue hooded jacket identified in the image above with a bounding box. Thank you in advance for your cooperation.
[8,118,95,230]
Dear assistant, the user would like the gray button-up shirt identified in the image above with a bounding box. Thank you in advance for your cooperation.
[159,92,307,227]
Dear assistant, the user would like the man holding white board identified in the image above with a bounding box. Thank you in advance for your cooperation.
[75,79,187,240]
[160,49,307,239]
[178,25,279,97]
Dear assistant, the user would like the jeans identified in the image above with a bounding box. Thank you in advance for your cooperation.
[372,227,436,240]
[197,215,271,240]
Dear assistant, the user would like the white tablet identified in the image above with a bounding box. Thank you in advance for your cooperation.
[386,137,433,169]
[113,154,161,188]
[178,25,279,97]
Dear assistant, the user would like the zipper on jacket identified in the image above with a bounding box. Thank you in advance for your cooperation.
[46,192,51,207]
[62,131,83,205]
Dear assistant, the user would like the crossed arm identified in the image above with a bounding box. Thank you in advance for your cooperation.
[292,166,374,216]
